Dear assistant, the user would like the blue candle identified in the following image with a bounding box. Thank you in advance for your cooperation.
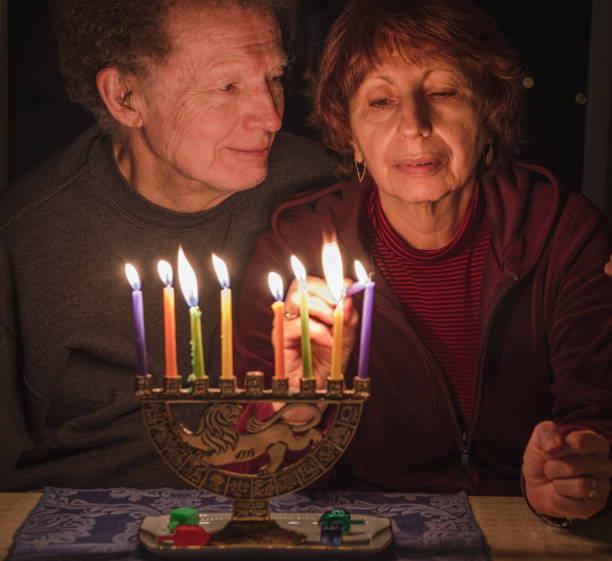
[125,263,148,376]
[354,261,374,379]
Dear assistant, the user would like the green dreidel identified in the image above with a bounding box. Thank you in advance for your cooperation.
[168,507,200,533]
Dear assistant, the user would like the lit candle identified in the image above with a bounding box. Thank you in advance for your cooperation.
[212,254,233,380]
[177,247,205,379]
[354,260,374,379]
[157,260,178,378]
[322,243,344,380]
[268,272,285,379]
[290,255,313,379]
[125,263,148,376]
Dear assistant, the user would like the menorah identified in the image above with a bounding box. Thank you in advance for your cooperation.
[135,372,392,554]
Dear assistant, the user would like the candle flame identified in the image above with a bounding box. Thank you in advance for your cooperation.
[125,263,141,290]
[177,247,199,307]
[268,271,284,301]
[322,242,344,302]
[290,255,307,285]
[354,260,369,284]
[157,260,173,287]
[212,254,230,289]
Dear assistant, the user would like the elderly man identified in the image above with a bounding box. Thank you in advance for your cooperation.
[0,0,334,490]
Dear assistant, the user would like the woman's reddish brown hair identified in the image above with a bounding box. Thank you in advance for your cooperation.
[313,0,526,178]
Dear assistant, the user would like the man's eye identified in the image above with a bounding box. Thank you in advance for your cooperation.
[269,66,288,84]
[369,98,391,108]
[221,83,235,92]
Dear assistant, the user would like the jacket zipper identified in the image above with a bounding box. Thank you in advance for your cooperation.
[461,432,470,468]
[385,309,470,470]
[407,333,469,469]
[372,268,520,475]
[468,272,521,470]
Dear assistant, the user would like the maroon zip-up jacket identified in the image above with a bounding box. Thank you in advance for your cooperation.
[235,163,612,496]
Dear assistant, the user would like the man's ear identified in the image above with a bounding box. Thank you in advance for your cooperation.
[96,67,143,128]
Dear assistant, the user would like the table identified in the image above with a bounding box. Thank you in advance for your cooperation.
[1,493,611,560]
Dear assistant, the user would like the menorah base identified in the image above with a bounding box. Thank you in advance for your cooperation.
[139,511,392,558]
[210,519,306,546]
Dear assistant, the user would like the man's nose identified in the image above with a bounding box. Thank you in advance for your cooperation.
[246,86,283,132]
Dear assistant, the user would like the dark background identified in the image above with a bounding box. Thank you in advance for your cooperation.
[6,0,594,196]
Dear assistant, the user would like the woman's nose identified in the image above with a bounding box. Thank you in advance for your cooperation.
[397,96,432,138]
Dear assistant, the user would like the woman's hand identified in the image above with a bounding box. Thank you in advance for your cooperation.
[605,253,612,278]
[273,276,358,392]
[522,421,612,519]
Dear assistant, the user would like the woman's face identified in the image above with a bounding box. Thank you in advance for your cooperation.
[349,52,490,206]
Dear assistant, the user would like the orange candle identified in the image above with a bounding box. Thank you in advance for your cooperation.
[268,272,285,379]
[157,260,178,378]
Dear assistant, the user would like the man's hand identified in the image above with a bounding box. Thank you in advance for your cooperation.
[523,421,612,519]
[275,276,358,391]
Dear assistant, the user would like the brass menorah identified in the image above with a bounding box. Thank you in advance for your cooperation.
[136,372,373,548]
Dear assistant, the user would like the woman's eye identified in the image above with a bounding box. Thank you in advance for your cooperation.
[369,98,391,108]
[429,90,456,99]
[221,83,235,92]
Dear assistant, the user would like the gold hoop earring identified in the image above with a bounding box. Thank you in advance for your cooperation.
[485,143,494,166]
[354,159,367,183]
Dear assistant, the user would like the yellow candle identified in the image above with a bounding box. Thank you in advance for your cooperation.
[322,242,345,380]
[157,260,178,378]
[177,247,205,379]
[290,255,313,379]
[331,300,344,380]
[268,272,285,379]
[212,254,233,379]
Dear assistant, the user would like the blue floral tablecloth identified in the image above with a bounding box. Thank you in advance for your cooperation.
[8,488,490,561]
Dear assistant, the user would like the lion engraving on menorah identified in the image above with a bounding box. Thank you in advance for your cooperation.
[177,402,323,474]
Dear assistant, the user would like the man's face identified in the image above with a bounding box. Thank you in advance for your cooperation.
[135,4,286,201]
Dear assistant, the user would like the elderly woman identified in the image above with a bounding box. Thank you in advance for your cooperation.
[235,0,612,523]
[0,0,335,490]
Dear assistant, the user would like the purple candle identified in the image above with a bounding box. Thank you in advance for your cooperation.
[125,263,148,376]
[345,282,365,297]
[354,261,374,379]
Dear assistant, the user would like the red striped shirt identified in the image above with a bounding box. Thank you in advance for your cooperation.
[367,185,491,428]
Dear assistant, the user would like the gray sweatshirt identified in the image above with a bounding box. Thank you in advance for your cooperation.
[0,127,335,490]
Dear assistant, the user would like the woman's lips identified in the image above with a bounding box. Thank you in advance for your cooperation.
[394,156,442,175]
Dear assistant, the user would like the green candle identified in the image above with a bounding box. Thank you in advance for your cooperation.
[290,255,312,379]
[178,247,206,379]
[189,305,205,379]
